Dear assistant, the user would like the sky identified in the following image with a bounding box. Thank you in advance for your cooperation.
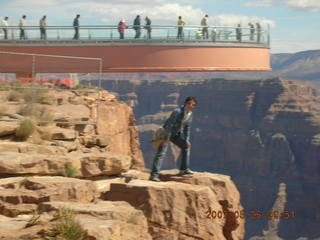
[1,0,320,53]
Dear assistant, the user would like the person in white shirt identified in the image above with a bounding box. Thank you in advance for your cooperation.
[19,15,27,40]
[201,14,209,39]
[1,17,9,40]
[39,15,47,40]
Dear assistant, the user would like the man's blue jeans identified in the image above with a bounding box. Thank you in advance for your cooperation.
[151,134,190,177]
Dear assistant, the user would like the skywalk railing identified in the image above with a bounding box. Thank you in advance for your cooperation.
[0,25,270,46]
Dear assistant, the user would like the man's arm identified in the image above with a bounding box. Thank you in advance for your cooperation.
[163,108,180,141]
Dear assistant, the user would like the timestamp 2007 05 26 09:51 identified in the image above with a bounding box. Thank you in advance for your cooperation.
[204,209,296,220]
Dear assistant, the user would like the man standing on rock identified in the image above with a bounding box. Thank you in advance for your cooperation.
[149,96,198,182]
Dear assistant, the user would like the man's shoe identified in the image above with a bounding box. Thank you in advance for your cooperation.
[149,175,161,182]
[178,169,194,175]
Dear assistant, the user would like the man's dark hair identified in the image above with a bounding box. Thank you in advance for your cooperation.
[184,96,198,105]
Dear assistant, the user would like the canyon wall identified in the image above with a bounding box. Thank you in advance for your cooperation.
[0,87,244,240]
[98,77,320,240]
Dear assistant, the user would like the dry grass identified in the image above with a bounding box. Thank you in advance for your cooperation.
[59,162,78,178]
[44,208,86,240]
[18,105,54,125]
[15,119,37,140]
[7,90,22,102]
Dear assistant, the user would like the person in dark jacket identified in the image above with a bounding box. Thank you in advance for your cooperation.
[236,23,242,42]
[39,15,47,40]
[144,16,151,39]
[133,15,141,38]
[149,96,198,182]
[73,14,80,40]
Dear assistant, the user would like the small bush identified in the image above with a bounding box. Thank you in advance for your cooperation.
[46,208,86,240]
[7,90,22,102]
[127,214,139,225]
[54,208,75,220]
[18,105,54,124]
[19,178,29,188]
[60,162,78,178]
[22,89,51,104]
[15,119,36,139]
[74,84,87,90]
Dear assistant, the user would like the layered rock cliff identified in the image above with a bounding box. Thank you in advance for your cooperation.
[0,87,244,240]
[98,77,320,240]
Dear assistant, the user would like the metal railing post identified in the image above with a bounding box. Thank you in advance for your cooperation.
[267,24,270,47]
[32,55,36,79]
[96,59,103,133]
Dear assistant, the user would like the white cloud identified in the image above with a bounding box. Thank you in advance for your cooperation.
[284,0,320,12]
[213,14,276,28]
[245,0,320,12]
[69,1,205,25]
[244,0,274,8]
[72,1,276,27]
[6,0,61,7]
[271,38,320,53]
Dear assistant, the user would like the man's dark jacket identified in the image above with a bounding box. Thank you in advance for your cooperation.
[163,106,193,143]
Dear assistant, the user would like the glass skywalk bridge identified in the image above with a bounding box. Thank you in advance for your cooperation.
[0,24,271,74]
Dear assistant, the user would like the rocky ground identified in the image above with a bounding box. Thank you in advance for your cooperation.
[0,87,244,240]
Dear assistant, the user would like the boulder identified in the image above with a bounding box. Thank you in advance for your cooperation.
[49,103,91,123]
[0,176,96,215]
[0,152,81,176]
[73,152,131,177]
[0,152,132,177]
[38,201,152,240]
[50,126,77,140]
[106,179,229,240]
[93,177,126,197]
[0,122,18,137]
[0,142,67,155]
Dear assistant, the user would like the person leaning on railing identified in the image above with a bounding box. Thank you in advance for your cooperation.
[144,16,152,39]
[256,22,261,43]
[19,15,27,40]
[201,14,209,39]
[248,22,254,41]
[39,15,47,40]
[118,19,127,39]
[1,17,9,40]
[236,23,242,42]
[177,16,185,40]
[133,15,141,39]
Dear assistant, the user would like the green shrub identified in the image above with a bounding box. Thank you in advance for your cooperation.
[54,208,75,220]
[46,208,86,240]
[127,214,139,225]
[15,119,36,139]
[19,178,29,188]
[60,162,78,178]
